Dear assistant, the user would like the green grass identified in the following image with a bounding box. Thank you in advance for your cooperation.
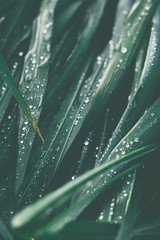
[0,0,160,239]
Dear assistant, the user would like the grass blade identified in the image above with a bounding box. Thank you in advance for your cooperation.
[10,143,159,237]
[44,0,107,112]
[70,96,160,224]
[15,0,58,194]
[96,4,160,226]
[82,0,159,129]
[17,0,107,205]
[0,53,43,140]
[106,4,160,157]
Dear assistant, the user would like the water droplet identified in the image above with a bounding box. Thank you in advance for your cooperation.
[45,31,52,41]
[46,43,50,52]
[71,176,75,180]
[43,28,47,34]
[123,10,128,15]
[84,141,89,146]
[19,52,24,56]
[97,56,102,64]
[99,215,104,220]
[134,137,139,142]
[145,5,150,10]
[84,98,89,104]
[109,211,113,216]
[25,73,32,82]
[32,58,36,64]
[121,47,127,54]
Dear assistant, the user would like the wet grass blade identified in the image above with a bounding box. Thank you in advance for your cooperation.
[116,169,143,240]
[0,38,30,123]
[82,0,159,129]
[106,4,160,157]
[16,0,107,205]
[128,42,147,101]
[15,0,58,194]
[69,97,160,223]
[0,53,44,142]
[10,143,159,238]
[17,54,94,204]
[97,4,160,225]
[44,0,107,111]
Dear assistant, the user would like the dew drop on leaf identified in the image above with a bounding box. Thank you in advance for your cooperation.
[84,141,89,146]
[121,46,128,54]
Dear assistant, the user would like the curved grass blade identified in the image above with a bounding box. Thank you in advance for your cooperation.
[17,0,130,206]
[82,0,159,130]
[95,4,160,225]
[95,5,160,225]
[10,143,159,237]
[105,97,160,163]
[95,109,109,166]
[96,97,160,223]
[105,4,160,158]
[68,0,134,183]
[115,169,143,240]
[17,0,107,204]
[69,96,160,223]
[0,37,31,123]
[70,0,133,221]
[0,53,42,140]
[17,54,94,204]
[128,42,147,101]
[43,0,107,112]
[15,0,58,194]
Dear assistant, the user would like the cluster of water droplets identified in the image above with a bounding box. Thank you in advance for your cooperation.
[0,81,7,99]
[15,3,57,198]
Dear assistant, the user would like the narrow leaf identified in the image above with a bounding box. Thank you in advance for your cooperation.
[11,143,159,237]
[15,0,58,194]
[0,53,44,142]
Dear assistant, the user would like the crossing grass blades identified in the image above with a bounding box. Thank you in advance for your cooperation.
[0,0,160,239]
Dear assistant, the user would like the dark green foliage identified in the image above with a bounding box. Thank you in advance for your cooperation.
[0,0,160,239]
